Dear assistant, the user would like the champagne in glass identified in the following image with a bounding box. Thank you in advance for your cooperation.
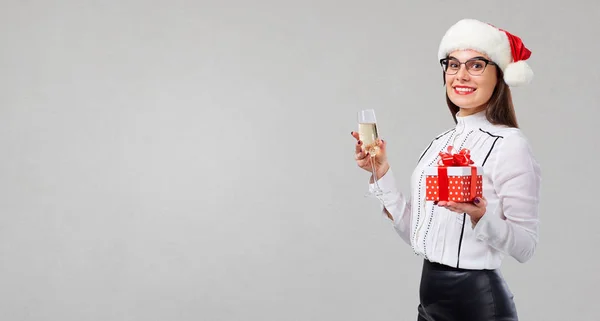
[357,109,385,198]
[358,122,380,156]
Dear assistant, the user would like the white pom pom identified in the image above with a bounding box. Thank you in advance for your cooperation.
[503,60,534,87]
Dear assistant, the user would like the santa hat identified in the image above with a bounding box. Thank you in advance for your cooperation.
[438,19,533,87]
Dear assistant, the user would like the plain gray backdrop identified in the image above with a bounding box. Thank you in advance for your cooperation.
[1,1,598,320]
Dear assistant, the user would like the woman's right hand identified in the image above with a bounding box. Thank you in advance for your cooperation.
[351,131,390,180]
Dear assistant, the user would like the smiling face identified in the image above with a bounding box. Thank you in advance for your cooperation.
[444,50,498,116]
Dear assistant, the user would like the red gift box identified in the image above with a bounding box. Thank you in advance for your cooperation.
[425,146,483,203]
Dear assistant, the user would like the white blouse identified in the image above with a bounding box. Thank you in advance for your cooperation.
[369,110,542,270]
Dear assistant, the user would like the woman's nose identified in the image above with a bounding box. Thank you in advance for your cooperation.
[455,64,470,80]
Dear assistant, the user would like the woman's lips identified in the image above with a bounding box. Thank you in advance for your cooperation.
[453,86,476,95]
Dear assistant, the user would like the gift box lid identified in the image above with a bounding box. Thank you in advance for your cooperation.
[424,166,483,176]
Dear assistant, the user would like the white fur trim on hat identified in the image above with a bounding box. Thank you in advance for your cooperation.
[438,19,533,87]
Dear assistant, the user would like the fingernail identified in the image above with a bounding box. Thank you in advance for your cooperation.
[474,198,480,204]
[433,201,438,205]
[358,140,362,145]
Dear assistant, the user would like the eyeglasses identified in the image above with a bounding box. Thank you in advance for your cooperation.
[440,57,496,76]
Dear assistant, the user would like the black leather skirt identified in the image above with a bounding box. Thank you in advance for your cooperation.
[417,260,518,321]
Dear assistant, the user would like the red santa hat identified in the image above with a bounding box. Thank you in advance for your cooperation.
[438,19,534,87]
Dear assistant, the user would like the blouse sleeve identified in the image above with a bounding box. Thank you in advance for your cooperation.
[472,131,542,263]
[369,168,412,245]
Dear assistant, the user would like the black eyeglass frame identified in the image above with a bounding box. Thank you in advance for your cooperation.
[439,56,497,76]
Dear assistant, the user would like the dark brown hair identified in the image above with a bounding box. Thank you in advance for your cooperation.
[443,67,519,128]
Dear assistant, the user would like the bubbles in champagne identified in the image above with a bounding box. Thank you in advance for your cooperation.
[358,122,379,156]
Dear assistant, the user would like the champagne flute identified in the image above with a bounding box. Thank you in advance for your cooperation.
[357,109,386,198]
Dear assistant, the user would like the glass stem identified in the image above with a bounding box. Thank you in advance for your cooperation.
[370,154,381,191]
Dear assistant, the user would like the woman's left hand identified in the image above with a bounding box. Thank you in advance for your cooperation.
[436,196,487,225]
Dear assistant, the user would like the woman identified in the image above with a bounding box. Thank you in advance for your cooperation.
[351,19,541,320]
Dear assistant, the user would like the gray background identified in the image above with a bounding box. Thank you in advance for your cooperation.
[1,0,598,320]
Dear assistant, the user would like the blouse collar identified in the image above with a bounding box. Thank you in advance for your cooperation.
[455,109,493,130]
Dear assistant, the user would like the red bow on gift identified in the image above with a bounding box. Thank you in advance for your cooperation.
[437,146,475,167]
